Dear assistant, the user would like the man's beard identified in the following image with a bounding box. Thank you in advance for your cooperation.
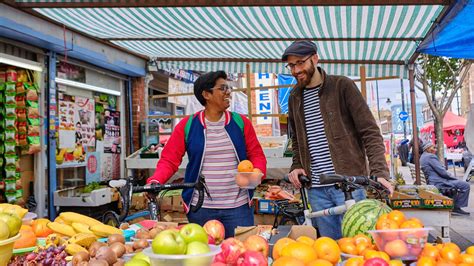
[295,62,315,88]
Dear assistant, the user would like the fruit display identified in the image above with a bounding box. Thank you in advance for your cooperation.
[9,245,68,265]
[342,199,392,239]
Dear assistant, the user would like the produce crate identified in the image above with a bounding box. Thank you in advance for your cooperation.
[53,186,113,207]
[258,136,287,158]
[418,190,454,209]
[139,144,160,159]
[388,191,421,209]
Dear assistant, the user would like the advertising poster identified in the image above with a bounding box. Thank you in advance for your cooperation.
[86,152,101,184]
[101,153,121,180]
[58,93,76,149]
[104,110,121,154]
[254,73,274,125]
[75,96,96,148]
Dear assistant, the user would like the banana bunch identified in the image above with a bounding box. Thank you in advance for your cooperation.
[47,212,122,239]
[0,203,28,219]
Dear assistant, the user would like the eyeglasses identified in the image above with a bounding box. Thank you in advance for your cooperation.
[285,54,314,70]
[211,84,232,93]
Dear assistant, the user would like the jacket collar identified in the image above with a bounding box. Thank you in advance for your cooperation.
[290,67,328,100]
[197,110,231,129]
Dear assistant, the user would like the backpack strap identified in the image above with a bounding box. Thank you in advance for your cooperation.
[231,111,244,135]
[184,113,196,144]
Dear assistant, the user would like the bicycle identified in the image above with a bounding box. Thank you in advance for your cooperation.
[272,173,390,228]
[102,175,210,227]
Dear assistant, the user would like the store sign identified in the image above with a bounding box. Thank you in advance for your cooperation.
[254,73,274,125]
[57,61,85,83]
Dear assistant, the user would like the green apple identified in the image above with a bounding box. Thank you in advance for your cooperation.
[152,229,187,255]
[179,223,208,244]
[0,213,21,237]
[186,241,210,255]
[125,259,150,266]
[131,252,150,264]
[184,241,212,266]
[0,220,9,240]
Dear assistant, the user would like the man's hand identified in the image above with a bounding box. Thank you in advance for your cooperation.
[288,168,307,189]
[377,177,394,195]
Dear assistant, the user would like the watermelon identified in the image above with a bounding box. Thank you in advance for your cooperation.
[341,199,392,239]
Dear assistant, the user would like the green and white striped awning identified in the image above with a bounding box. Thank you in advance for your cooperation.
[13,2,447,77]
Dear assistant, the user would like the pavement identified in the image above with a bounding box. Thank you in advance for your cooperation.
[397,165,474,249]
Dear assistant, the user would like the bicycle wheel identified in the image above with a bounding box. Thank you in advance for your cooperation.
[103,211,120,227]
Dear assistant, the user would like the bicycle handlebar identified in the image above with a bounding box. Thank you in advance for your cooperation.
[132,182,196,193]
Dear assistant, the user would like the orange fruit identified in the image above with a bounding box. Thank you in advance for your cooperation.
[346,257,364,266]
[440,245,461,263]
[306,259,333,266]
[458,263,474,266]
[466,246,474,255]
[272,256,306,266]
[237,160,253,172]
[384,239,409,258]
[443,243,461,253]
[353,234,371,246]
[435,259,457,266]
[20,225,33,231]
[376,218,399,230]
[272,237,296,260]
[421,245,441,260]
[338,237,355,246]
[417,256,436,266]
[296,236,315,246]
[408,217,424,227]
[340,242,358,255]
[388,210,406,226]
[313,237,341,264]
[400,220,423,229]
[389,260,404,266]
[460,254,474,264]
[356,243,371,256]
[281,242,318,264]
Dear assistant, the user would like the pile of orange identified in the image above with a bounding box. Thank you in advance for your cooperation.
[373,210,426,259]
[337,233,377,256]
[417,243,474,266]
[272,236,340,266]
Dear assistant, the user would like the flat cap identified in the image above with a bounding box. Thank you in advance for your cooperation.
[281,41,318,61]
[421,142,434,152]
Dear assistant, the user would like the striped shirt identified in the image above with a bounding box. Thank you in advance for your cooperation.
[191,115,248,209]
[303,86,336,186]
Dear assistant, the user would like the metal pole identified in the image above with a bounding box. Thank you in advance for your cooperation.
[409,65,421,185]
[246,64,253,121]
[400,79,407,139]
[376,80,381,121]
[127,78,134,153]
[360,66,367,101]
[47,52,57,219]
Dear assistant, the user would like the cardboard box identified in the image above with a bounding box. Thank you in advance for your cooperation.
[257,199,278,214]
[160,196,173,211]
[172,195,185,212]
[131,193,147,210]
[162,211,188,224]
[234,225,274,242]
[254,214,276,225]
[418,190,454,209]
[388,191,421,209]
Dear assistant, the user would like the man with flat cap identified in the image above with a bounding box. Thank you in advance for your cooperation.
[282,41,394,238]
[420,142,470,215]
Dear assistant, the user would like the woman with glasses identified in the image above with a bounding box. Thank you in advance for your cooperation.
[147,71,266,238]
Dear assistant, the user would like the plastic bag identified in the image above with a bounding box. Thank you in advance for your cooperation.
[16,82,26,94]
[16,95,26,108]
[5,130,16,142]
[6,94,16,105]
[26,84,39,101]
[5,179,16,192]
[16,108,27,121]
[27,107,39,117]
[27,100,38,108]
[5,192,17,203]
[27,135,41,154]
[5,117,16,130]
[28,125,40,135]
[27,117,40,126]
[5,82,15,94]
[17,133,28,146]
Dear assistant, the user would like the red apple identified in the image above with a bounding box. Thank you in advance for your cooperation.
[203,220,225,245]
[237,250,268,266]
[364,258,389,266]
[211,263,227,266]
[243,235,268,258]
[208,235,216,245]
[213,238,245,265]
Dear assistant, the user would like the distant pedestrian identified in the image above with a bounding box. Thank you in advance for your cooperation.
[398,139,409,166]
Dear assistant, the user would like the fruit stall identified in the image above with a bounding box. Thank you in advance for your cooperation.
[2,197,474,266]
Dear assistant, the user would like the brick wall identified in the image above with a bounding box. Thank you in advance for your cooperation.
[131,77,146,152]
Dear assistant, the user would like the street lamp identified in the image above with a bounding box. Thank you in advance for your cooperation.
[386,98,392,105]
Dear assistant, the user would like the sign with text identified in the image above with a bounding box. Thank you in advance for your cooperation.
[254,73,274,125]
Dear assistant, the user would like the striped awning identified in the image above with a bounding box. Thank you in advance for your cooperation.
[13,2,447,77]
